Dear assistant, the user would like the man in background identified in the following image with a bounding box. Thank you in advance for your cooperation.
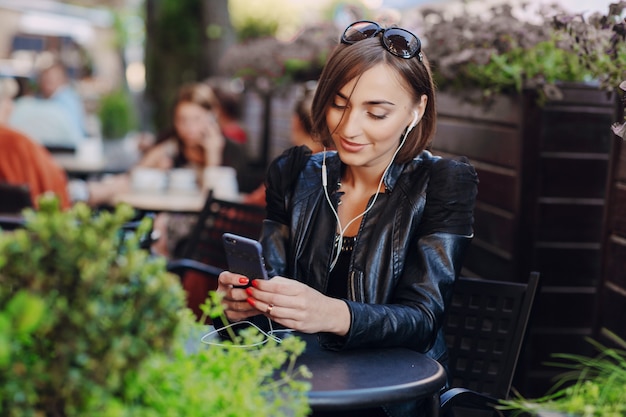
[38,60,87,137]
[0,77,71,209]
[9,59,86,149]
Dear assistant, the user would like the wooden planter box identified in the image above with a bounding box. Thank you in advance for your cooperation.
[430,83,621,397]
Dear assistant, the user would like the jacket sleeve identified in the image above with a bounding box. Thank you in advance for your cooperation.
[320,157,478,352]
[261,145,311,278]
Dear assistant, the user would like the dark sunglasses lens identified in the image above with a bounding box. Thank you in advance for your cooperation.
[383,28,421,58]
[343,21,380,43]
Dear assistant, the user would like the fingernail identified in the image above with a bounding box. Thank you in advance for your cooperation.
[246,297,256,306]
[239,277,249,285]
[245,287,253,296]
[251,279,259,288]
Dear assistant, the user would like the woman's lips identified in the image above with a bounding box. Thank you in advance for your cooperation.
[340,137,368,152]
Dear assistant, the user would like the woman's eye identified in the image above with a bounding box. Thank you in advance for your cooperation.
[368,113,387,120]
[331,102,347,109]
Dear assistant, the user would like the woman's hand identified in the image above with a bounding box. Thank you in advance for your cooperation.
[244,276,351,336]
[138,142,175,170]
[203,113,225,167]
[217,271,261,322]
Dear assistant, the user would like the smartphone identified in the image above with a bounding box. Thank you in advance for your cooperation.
[222,233,268,287]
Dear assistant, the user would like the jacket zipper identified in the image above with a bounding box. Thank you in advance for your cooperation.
[348,270,357,300]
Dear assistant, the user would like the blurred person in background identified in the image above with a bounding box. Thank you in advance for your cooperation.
[0,77,71,209]
[147,82,251,257]
[290,82,323,153]
[85,82,250,206]
[207,77,248,144]
[37,59,86,137]
[9,59,86,148]
[139,82,247,172]
[243,82,322,206]
[81,82,252,260]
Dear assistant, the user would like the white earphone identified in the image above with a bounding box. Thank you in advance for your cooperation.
[407,110,419,133]
[320,109,421,269]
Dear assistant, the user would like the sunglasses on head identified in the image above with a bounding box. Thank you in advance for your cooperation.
[341,20,423,61]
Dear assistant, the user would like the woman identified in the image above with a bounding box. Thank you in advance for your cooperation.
[86,82,248,207]
[217,21,478,416]
[144,82,250,257]
[138,82,246,173]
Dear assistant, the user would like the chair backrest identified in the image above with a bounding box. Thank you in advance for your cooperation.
[178,192,267,270]
[0,215,26,231]
[0,182,33,214]
[444,271,540,399]
[44,144,76,155]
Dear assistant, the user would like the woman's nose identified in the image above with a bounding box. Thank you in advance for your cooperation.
[336,110,361,138]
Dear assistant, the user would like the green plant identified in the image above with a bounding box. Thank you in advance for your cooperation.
[0,197,311,416]
[98,89,138,139]
[110,294,311,417]
[219,24,337,92]
[420,1,625,102]
[551,1,626,139]
[498,331,626,417]
[0,198,184,415]
[552,1,626,93]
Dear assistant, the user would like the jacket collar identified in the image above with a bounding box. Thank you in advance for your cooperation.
[320,150,421,193]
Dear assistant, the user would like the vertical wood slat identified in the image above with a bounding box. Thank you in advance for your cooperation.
[598,134,626,346]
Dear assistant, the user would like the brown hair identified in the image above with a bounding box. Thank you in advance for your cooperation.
[294,83,316,136]
[155,82,219,146]
[311,37,436,163]
[174,82,219,112]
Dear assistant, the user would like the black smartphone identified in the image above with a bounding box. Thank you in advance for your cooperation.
[222,233,269,287]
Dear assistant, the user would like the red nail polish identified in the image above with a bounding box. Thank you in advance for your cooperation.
[245,287,253,296]
[247,297,256,306]
[251,279,259,288]
[239,277,249,285]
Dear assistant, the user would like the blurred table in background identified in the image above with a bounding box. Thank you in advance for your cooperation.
[51,136,142,179]
[113,189,248,214]
[112,191,207,213]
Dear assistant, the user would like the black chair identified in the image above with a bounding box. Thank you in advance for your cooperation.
[0,182,33,214]
[118,212,158,251]
[44,144,76,155]
[0,215,26,231]
[1,206,156,249]
[166,191,267,320]
[438,271,540,417]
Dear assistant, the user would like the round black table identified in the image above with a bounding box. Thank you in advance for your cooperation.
[293,333,447,412]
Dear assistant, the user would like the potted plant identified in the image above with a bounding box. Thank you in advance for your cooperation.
[0,197,310,416]
[497,330,626,417]
[420,1,625,100]
[98,88,138,140]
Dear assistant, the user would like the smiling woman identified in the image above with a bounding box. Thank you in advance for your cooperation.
[215,19,478,417]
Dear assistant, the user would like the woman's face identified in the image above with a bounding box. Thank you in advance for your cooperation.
[326,63,426,171]
[174,101,213,146]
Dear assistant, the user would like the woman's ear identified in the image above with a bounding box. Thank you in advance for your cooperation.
[417,94,428,115]
[407,110,419,132]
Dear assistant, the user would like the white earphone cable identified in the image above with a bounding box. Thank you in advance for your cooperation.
[323,118,414,270]
[201,316,294,348]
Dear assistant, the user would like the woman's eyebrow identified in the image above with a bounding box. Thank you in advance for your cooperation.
[336,91,395,106]
[365,99,395,106]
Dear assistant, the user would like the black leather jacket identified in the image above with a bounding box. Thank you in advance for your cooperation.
[260,146,478,367]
